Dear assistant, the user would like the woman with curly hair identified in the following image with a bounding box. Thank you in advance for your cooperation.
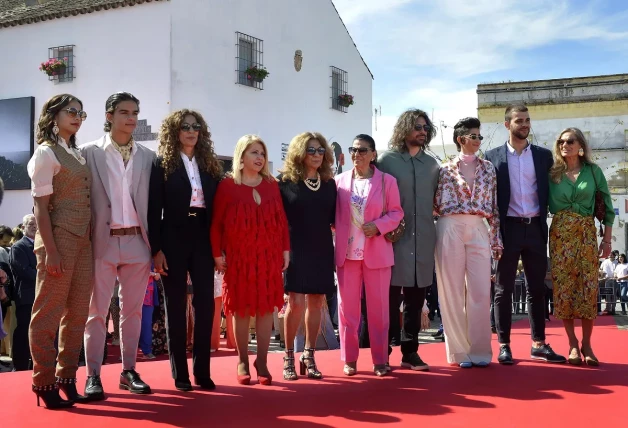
[211,134,290,386]
[278,132,336,380]
[148,109,222,391]
[26,94,91,408]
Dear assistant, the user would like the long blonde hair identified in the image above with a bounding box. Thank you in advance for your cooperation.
[280,132,334,183]
[231,134,273,184]
[549,127,595,184]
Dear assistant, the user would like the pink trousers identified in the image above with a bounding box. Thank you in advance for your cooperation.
[337,259,391,365]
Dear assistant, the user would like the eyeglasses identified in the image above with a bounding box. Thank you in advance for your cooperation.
[306,147,326,155]
[414,125,431,132]
[63,108,87,121]
[181,123,202,132]
[557,139,576,146]
[348,147,372,155]
[464,134,484,141]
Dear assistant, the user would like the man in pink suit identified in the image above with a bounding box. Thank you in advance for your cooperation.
[334,134,404,377]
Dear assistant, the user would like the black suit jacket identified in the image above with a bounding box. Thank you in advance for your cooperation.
[147,156,219,258]
[9,237,37,306]
[484,142,553,244]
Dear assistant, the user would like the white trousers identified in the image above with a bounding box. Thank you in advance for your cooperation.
[435,215,492,364]
[84,235,151,374]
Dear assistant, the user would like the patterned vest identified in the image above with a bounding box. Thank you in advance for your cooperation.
[47,143,92,237]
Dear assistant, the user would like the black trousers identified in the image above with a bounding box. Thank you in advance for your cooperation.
[495,218,547,344]
[162,211,214,381]
[388,285,427,356]
[13,303,33,371]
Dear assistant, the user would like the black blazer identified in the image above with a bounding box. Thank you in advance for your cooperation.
[9,237,37,306]
[147,156,219,258]
[484,142,553,243]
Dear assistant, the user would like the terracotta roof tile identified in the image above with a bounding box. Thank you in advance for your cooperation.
[0,0,168,28]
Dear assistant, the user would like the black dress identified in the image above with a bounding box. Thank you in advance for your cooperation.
[278,176,337,295]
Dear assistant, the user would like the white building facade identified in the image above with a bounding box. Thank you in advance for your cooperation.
[0,0,373,226]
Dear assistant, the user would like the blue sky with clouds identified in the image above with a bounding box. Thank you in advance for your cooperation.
[332,0,628,156]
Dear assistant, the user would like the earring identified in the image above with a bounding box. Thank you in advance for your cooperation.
[578,148,584,156]
[52,121,59,136]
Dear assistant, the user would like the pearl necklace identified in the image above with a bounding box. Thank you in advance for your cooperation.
[304,173,321,191]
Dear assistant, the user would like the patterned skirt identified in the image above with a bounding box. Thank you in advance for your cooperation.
[549,210,598,320]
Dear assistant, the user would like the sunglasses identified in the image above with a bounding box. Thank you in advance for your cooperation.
[557,139,576,145]
[181,123,202,132]
[306,147,326,155]
[63,108,87,121]
[464,134,484,141]
[348,147,372,155]
[414,125,431,132]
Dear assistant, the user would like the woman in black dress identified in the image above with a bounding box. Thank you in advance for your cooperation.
[278,132,336,380]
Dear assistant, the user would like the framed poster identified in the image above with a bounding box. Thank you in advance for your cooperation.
[0,97,35,190]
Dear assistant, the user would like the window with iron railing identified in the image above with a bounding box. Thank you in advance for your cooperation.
[236,32,265,90]
[331,66,348,112]
[48,45,75,83]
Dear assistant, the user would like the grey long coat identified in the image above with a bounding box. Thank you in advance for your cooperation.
[377,149,439,288]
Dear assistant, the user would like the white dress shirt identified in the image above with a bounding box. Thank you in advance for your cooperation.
[600,258,618,279]
[180,152,205,208]
[506,142,540,217]
[105,134,140,228]
[27,137,86,197]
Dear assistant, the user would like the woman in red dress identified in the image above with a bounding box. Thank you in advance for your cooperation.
[211,134,289,385]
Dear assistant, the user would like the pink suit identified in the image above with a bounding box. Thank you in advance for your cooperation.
[334,166,404,365]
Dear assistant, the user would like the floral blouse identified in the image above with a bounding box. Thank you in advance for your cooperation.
[434,157,503,249]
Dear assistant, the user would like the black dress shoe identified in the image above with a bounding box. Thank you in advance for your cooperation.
[175,379,193,392]
[498,345,514,365]
[194,376,216,390]
[84,373,105,401]
[531,343,567,364]
[119,370,152,394]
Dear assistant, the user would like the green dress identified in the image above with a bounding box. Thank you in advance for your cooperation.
[548,163,614,320]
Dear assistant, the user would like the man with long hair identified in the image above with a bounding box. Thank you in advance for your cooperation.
[377,109,440,371]
[82,92,156,399]
[484,104,566,365]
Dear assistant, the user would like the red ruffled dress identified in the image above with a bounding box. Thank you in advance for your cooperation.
[211,177,290,317]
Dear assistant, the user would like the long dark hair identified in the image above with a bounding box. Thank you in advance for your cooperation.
[36,94,83,148]
[104,92,140,132]
[389,109,437,151]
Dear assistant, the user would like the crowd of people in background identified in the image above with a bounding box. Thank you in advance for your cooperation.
[0,91,622,411]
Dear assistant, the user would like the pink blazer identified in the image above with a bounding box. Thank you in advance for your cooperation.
[334,165,404,269]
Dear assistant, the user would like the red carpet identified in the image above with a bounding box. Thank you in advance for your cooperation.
[2,316,627,427]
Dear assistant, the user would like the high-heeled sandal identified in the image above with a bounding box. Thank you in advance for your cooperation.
[581,347,599,366]
[236,362,251,385]
[567,347,582,365]
[33,384,74,409]
[57,377,90,403]
[373,364,388,377]
[283,350,298,381]
[343,362,357,376]
[253,360,272,386]
[300,348,322,379]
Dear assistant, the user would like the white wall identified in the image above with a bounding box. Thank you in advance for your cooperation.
[0,2,172,226]
[0,0,372,227]
[169,0,373,167]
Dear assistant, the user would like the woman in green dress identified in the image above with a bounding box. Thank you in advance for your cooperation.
[548,127,614,366]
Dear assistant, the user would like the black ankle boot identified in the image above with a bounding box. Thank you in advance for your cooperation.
[32,384,74,409]
[57,377,90,403]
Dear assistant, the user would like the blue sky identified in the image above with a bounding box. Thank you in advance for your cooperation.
[332,0,628,156]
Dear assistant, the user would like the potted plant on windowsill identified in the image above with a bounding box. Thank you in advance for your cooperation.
[245,65,269,82]
[338,94,354,107]
[40,57,68,77]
